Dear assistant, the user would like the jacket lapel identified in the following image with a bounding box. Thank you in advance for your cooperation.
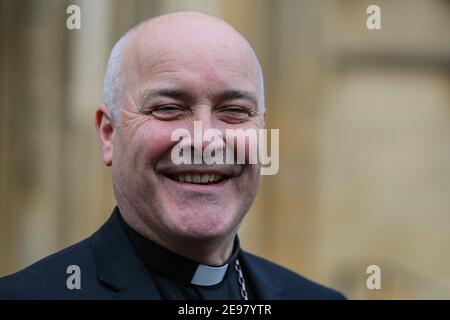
[90,208,161,299]
[239,251,286,300]
[112,271,161,300]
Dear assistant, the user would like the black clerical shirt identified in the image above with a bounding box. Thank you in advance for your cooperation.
[119,213,255,300]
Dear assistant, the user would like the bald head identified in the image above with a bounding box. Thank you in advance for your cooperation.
[103,11,264,125]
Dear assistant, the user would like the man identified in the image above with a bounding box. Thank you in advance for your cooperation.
[0,11,344,300]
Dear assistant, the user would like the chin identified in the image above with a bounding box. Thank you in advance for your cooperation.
[176,228,228,242]
[168,208,240,241]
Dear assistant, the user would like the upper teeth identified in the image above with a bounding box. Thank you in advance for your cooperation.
[173,173,223,184]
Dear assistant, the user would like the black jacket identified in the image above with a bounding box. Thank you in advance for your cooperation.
[0,209,345,300]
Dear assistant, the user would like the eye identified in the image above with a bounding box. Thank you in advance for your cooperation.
[150,105,187,120]
[219,106,251,121]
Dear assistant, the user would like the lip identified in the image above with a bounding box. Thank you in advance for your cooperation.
[156,163,243,178]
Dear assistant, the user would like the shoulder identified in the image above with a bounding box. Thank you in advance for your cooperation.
[0,237,98,299]
[241,251,346,300]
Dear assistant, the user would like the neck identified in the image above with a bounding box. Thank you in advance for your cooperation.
[118,204,237,266]
[160,233,236,266]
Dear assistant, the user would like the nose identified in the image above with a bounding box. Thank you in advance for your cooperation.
[189,105,225,163]
[192,105,215,132]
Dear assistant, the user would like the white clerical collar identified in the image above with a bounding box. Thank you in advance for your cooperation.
[190,263,229,286]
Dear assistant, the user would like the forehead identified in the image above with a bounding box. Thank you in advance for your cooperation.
[123,22,260,96]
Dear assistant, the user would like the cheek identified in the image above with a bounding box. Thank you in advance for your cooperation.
[132,123,179,164]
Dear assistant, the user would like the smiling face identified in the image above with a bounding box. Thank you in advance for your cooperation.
[98,13,265,249]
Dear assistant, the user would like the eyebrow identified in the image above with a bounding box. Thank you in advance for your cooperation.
[140,87,259,109]
[217,89,258,108]
[140,88,193,108]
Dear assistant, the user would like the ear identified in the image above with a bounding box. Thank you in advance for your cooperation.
[95,104,114,166]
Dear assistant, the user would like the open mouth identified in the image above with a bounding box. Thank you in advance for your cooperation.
[165,173,227,185]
